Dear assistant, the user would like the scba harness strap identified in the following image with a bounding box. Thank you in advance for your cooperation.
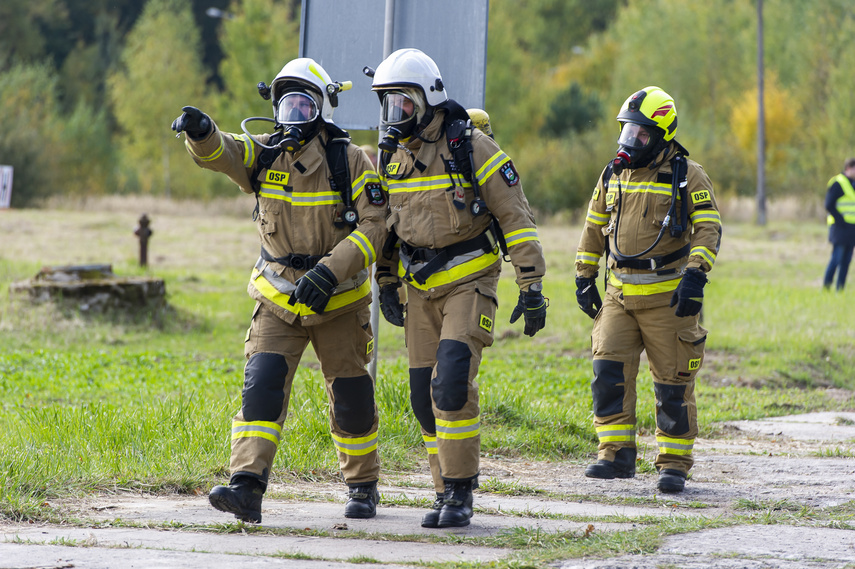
[249,124,355,227]
[605,153,690,271]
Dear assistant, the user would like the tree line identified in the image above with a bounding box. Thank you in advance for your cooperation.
[1,0,853,215]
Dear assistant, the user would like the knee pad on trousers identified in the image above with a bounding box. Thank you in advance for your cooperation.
[654,382,689,435]
[592,359,625,418]
[332,374,375,434]
[432,339,471,412]
[243,352,288,421]
[409,367,435,433]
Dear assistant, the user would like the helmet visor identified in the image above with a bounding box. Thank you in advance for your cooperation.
[381,91,417,126]
[617,122,653,150]
[276,92,319,125]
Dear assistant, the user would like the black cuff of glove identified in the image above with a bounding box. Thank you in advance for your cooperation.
[682,267,707,286]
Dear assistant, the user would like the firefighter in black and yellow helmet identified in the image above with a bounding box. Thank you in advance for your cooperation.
[575,86,722,493]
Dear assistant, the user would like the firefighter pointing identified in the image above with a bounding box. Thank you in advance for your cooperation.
[171,58,388,522]
[370,49,547,527]
[575,86,722,493]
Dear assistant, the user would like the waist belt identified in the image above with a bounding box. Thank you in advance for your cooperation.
[612,243,691,271]
[260,246,324,271]
[400,229,496,286]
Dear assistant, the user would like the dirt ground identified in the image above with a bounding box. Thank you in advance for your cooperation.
[2,411,855,569]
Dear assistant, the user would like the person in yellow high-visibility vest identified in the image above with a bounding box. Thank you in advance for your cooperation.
[824,158,855,291]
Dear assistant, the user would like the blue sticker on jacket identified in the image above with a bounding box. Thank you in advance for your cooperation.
[500,161,520,186]
[367,183,386,206]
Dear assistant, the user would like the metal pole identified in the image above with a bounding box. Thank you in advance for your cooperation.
[369,0,396,381]
[756,0,767,226]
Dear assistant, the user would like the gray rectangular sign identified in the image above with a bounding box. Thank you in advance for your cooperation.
[300,0,488,131]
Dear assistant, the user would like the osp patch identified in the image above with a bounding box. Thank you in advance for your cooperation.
[366,183,386,206]
[479,314,493,333]
[691,189,711,204]
[500,161,520,186]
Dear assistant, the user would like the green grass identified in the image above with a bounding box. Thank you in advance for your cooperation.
[0,206,854,531]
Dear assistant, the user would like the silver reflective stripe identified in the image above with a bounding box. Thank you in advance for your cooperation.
[435,421,481,436]
[231,424,281,440]
[596,427,635,439]
[611,267,686,285]
[400,232,496,275]
[659,440,694,451]
[253,257,367,295]
[333,434,378,451]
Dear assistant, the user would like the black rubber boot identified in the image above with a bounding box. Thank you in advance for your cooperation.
[584,447,637,479]
[437,480,475,528]
[657,468,687,493]
[420,493,445,528]
[344,482,380,519]
[208,476,264,523]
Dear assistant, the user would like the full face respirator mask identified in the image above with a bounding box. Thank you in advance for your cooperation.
[612,122,663,176]
[275,92,320,153]
[378,90,420,153]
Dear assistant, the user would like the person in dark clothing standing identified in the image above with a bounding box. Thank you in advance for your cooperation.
[823,157,855,291]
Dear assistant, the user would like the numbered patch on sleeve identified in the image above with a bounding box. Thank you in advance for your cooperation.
[500,161,520,186]
[592,185,601,201]
[367,183,386,206]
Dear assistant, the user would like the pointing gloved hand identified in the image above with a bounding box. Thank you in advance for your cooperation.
[575,276,602,319]
[509,287,547,337]
[171,106,211,139]
[379,282,405,327]
[290,264,338,314]
[670,267,707,317]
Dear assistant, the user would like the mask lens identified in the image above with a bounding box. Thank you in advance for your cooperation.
[381,92,416,125]
[617,123,652,149]
[276,92,319,125]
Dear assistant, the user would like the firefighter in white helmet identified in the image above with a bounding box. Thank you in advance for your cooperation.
[172,58,388,522]
[370,48,547,527]
[575,86,722,493]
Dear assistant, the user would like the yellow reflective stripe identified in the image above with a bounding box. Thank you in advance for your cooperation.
[435,416,480,440]
[250,269,370,315]
[576,251,602,266]
[231,420,282,444]
[331,432,378,456]
[186,132,225,162]
[346,230,376,267]
[230,133,254,168]
[690,246,716,266]
[386,174,462,193]
[293,190,341,206]
[587,209,610,226]
[422,434,438,455]
[609,272,680,295]
[400,249,499,291]
[657,435,694,455]
[259,184,292,201]
[504,227,539,247]
[595,424,636,443]
[351,170,381,200]
[475,150,510,186]
[689,209,721,225]
[609,180,671,196]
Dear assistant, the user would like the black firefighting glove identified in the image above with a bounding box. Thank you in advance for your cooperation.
[670,267,707,317]
[509,287,547,337]
[575,276,602,319]
[379,282,405,327]
[290,263,338,314]
[171,106,211,139]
